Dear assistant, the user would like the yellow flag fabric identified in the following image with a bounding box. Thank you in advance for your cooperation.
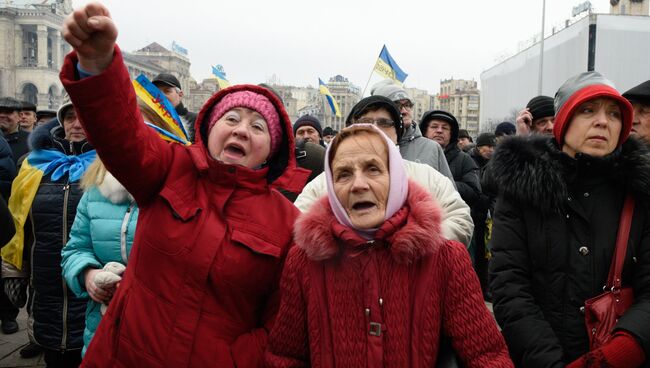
[2,161,44,270]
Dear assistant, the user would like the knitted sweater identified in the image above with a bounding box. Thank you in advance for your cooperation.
[266,181,513,367]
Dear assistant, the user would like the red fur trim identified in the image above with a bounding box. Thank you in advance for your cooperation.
[294,180,446,262]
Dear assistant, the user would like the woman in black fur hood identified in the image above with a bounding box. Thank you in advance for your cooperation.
[488,72,650,368]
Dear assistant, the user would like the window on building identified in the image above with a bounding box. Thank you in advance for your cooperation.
[22,83,38,106]
[23,29,38,67]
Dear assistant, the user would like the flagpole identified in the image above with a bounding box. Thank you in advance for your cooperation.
[361,45,385,97]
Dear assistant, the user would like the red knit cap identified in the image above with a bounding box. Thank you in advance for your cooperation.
[553,72,633,147]
[208,90,282,157]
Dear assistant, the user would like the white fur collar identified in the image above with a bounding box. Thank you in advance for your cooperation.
[97,171,133,204]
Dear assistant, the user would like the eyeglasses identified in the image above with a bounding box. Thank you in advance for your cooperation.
[354,118,395,127]
[396,100,413,110]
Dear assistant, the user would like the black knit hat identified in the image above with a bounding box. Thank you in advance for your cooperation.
[494,122,516,137]
[476,133,496,147]
[323,126,336,136]
[458,129,472,142]
[526,95,555,121]
[20,101,37,112]
[345,95,404,141]
[293,115,323,138]
[623,80,650,105]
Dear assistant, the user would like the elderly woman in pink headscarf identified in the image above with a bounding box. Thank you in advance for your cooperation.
[266,124,513,367]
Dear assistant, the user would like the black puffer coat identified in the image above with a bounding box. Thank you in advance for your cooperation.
[27,120,91,351]
[488,135,650,367]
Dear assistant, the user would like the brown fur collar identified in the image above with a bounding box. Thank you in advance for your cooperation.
[294,180,446,263]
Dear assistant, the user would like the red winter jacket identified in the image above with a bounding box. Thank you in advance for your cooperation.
[60,47,308,368]
[266,181,514,368]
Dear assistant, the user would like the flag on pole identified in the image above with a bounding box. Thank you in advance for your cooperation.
[373,45,408,84]
[212,65,231,90]
[319,78,341,117]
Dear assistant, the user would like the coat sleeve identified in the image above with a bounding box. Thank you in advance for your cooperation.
[0,137,15,201]
[61,191,102,298]
[0,196,14,246]
[294,172,327,213]
[455,155,481,208]
[410,162,473,246]
[59,47,173,205]
[615,203,650,357]
[441,240,514,368]
[489,197,565,368]
[230,245,307,367]
[265,247,310,367]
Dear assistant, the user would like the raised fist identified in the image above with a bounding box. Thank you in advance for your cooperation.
[61,2,118,74]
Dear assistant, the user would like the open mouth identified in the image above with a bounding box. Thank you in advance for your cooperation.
[223,143,246,158]
[352,201,376,211]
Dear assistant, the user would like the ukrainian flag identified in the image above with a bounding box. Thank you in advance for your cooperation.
[132,74,191,145]
[212,65,231,90]
[373,45,408,84]
[319,78,341,117]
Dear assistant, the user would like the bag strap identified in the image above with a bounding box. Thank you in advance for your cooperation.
[606,194,635,291]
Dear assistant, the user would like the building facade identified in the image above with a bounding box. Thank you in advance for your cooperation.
[405,87,433,124]
[610,0,649,15]
[436,79,480,138]
[320,75,361,131]
[0,0,72,109]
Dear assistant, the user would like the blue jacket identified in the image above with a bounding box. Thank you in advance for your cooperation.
[61,172,137,355]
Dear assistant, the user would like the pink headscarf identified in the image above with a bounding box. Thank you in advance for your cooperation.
[324,124,409,239]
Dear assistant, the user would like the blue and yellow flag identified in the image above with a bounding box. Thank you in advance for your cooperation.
[212,65,231,90]
[319,78,341,117]
[373,45,408,84]
[3,149,96,270]
[132,74,190,145]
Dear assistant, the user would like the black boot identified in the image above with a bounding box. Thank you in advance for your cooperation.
[20,342,43,358]
[1,317,18,334]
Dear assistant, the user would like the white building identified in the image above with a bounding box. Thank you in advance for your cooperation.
[480,12,650,131]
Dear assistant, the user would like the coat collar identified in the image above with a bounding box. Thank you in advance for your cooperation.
[294,180,446,264]
[489,135,650,213]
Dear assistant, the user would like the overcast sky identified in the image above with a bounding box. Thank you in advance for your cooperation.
[71,0,611,94]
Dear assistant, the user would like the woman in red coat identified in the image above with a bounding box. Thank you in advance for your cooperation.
[266,124,513,367]
[60,4,308,367]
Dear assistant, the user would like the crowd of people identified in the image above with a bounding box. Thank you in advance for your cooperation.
[0,2,649,367]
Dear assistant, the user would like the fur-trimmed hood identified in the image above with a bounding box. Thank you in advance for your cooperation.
[29,118,92,154]
[96,171,133,205]
[489,135,650,213]
[294,180,446,263]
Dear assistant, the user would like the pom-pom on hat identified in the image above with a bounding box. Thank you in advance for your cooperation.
[553,71,633,146]
[208,90,282,157]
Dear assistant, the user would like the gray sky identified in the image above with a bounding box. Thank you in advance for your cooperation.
[72,0,610,94]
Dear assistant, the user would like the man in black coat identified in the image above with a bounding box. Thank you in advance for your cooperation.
[623,80,650,143]
[0,97,30,166]
[152,73,197,142]
[420,110,481,207]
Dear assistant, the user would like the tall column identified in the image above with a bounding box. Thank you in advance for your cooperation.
[14,25,23,67]
[52,31,61,70]
[36,25,48,68]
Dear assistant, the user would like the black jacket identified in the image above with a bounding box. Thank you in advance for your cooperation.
[0,197,14,246]
[488,135,650,367]
[446,145,481,207]
[3,129,30,166]
[27,120,91,351]
[176,103,197,143]
[0,136,15,200]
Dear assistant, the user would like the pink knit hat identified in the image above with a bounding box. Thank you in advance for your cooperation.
[208,91,282,157]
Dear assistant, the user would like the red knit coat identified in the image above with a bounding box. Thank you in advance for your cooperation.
[266,181,514,367]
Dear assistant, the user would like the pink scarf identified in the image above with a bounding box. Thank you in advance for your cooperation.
[324,124,409,239]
